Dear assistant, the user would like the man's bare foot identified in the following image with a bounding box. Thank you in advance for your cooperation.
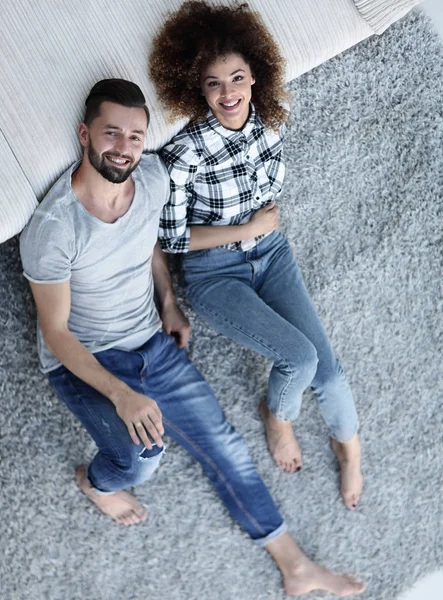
[266,532,366,597]
[283,554,366,597]
[75,465,148,526]
[259,402,302,473]
[331,434,363,510]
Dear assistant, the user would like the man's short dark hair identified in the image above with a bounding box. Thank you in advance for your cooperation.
[84,79,150,127]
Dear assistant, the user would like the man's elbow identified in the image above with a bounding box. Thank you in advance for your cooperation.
[40,324,70,355]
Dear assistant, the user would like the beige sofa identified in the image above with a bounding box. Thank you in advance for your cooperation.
[0,0,420,243]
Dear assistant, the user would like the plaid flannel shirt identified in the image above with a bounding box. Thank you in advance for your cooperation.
[159,104,286,253]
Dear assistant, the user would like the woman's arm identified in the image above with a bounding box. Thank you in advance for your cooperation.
[188,201,279,250]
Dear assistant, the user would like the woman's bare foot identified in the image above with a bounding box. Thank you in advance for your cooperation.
[266,532,366,597]
[331,434,363,510]
[75,465,148,526]
[259,402,302,473]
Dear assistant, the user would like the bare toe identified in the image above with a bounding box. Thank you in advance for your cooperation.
[344,492,361,510]
[135,507,148,521]
[119,513,133,526]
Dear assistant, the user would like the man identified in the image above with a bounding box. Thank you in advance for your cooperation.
[20,79,365,597]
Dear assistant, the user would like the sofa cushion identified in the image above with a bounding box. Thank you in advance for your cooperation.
[0,132,38,242]
[0,0,419,243]
[355,0,421,33]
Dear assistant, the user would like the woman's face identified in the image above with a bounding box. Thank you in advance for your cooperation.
[201,53,255,130]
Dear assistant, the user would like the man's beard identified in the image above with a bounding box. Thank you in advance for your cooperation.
[88,141,140,184]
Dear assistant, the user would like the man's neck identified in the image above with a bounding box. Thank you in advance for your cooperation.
[71,159,135,223]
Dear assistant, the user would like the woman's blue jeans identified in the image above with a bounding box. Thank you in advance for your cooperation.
[48,331,286,546]
[183,230,359,443]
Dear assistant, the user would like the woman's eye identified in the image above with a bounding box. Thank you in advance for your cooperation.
[233,76,244,82]
[208,81,219,87]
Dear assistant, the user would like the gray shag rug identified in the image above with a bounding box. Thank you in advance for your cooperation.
[0,10,442,600]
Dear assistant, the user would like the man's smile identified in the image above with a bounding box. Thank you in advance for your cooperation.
[105,155,131,166]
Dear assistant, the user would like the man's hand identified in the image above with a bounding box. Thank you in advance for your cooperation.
[114,390,164,449]
[161,301,191,348]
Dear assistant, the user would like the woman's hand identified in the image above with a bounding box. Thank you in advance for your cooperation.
[247,201,279,237]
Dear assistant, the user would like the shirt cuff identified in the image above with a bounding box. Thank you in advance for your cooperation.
[158,226,191,253]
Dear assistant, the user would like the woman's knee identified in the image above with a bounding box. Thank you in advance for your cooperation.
[312,355,345,388]
[301,343,319,382]
[277,338,318,386]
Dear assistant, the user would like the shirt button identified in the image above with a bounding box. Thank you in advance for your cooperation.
[246,154,250,159]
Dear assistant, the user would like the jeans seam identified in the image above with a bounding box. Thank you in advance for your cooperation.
[191,297,294,416]
[140,349,152,381]
[274,365,293,418]
[162,416,267,538]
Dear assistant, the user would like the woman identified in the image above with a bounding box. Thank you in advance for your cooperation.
[150,1,362,510]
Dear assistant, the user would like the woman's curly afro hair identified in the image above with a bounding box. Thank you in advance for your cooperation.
[150,1,288,130]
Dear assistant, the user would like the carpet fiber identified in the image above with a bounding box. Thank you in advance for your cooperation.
[0,10,442,600]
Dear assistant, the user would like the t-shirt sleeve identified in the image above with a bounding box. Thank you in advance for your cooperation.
[138,152,171,212]
[20,208,73,284]
[158,155,172,209]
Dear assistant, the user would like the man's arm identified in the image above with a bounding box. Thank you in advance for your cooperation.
[29,280,163,449]
[152,242,191,348]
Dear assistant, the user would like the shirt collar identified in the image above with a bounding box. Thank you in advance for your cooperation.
[206,103,263,140]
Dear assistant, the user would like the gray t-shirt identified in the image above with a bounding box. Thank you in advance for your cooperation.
[20,153,169,373]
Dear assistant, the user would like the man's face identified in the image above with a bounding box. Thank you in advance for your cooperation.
[81,101,147,183]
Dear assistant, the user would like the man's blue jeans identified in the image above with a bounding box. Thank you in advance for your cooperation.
[183,230,359,443]
[48,331,286,546]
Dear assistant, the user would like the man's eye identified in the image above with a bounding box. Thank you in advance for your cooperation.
[106,132,117,136]
[131,137,141,142]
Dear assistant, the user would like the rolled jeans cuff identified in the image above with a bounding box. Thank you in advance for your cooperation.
[253,520,288,547]
[85,467,116,495]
